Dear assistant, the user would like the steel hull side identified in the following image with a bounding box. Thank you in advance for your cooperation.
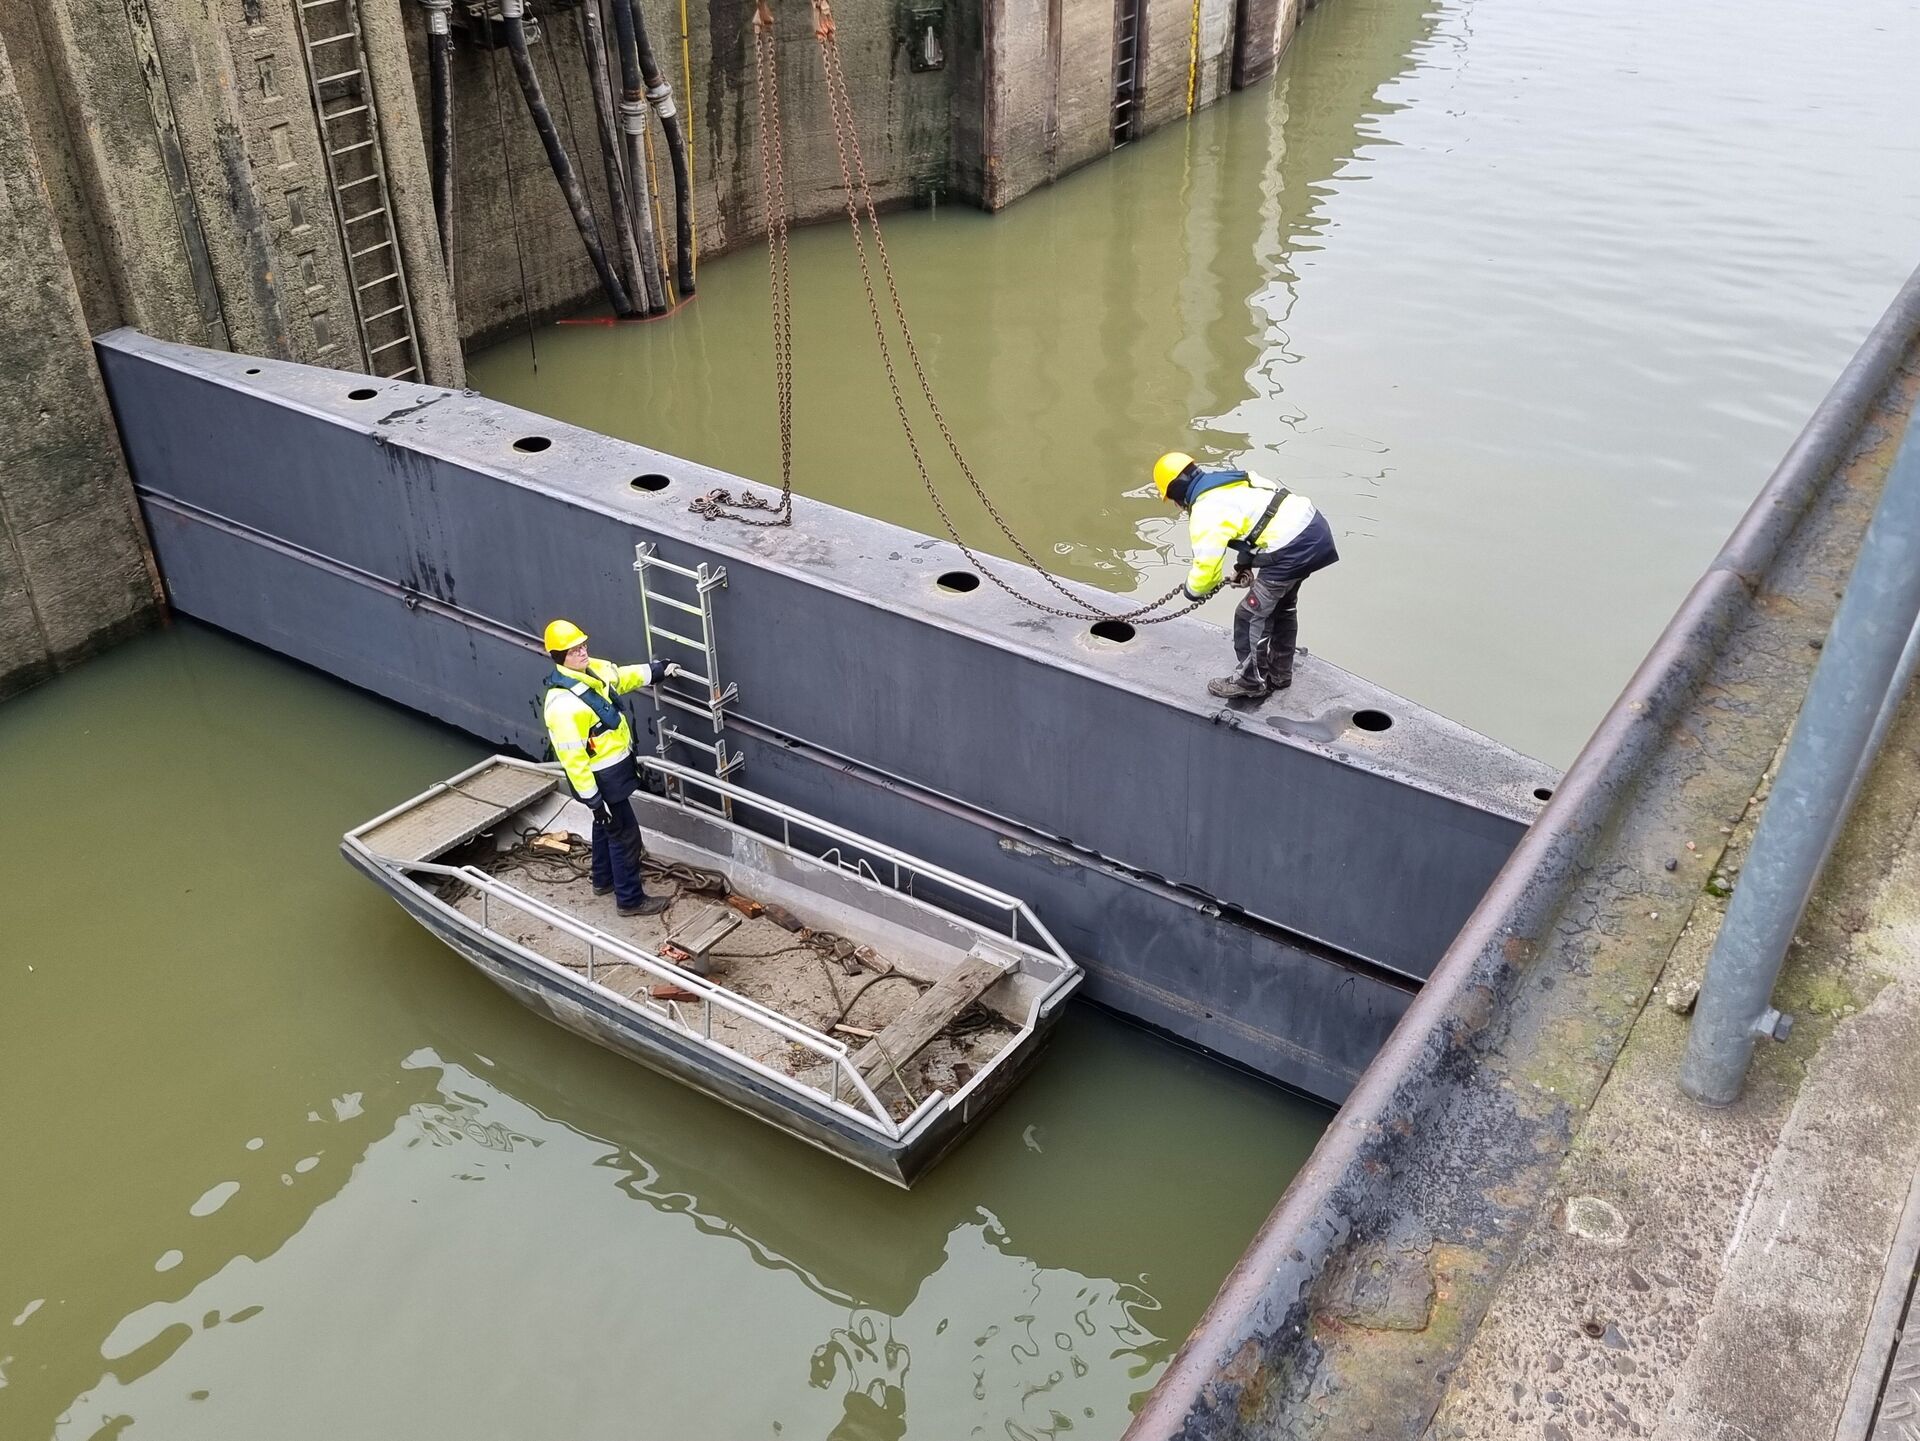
[344,845,1068,1186]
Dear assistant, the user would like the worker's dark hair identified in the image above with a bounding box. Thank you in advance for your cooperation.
[549,648,573,666]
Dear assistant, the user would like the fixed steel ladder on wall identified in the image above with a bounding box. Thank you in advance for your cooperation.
[633,543,743,811]
[1112,0,1144,145]
[292,0,424,380]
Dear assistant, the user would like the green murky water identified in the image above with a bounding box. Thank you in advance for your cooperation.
[0,625,1321,1437]
[13,0,1920,1434]
[472,0,1920,767]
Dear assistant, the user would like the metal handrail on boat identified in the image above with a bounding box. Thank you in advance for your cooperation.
[638,758,1075,969]
[396,854,906,1137]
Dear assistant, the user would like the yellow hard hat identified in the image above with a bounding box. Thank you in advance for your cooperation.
[543,618,588,653]
[1152,452,1197,499]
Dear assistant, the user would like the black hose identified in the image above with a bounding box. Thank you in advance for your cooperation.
[616,0,696,297]
[425,7,455,276]
[576,4,657,311]
[499,1,635,317]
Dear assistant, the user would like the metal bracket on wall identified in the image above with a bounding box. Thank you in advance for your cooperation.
[634,542,743,813]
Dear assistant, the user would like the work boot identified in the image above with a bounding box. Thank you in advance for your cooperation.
[1263,670,1294,693]
[593,882,614,897]
[618,894,672,918]
[1207,675,1269,701]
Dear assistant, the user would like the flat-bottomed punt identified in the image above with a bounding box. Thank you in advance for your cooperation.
[342,756,1082,1185]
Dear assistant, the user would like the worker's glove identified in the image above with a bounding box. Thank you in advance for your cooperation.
[653,661,682,682]
[1229,570,1254,589]
[579,793,611,822]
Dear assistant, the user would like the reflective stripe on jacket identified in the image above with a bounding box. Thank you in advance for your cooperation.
[1183,470,1328,598]
[542,658,663,799]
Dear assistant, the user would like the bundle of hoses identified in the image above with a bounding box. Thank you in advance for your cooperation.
[420,0,695,319]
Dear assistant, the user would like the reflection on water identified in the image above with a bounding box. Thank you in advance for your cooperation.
[2,625,1322,1440]
[470,0,1920,765]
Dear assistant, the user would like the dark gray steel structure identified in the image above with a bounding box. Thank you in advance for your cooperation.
[96,329,1556,1103]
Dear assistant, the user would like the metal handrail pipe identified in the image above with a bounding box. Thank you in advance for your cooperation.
[1681,415,1920,1104]
[641,756,1058,952]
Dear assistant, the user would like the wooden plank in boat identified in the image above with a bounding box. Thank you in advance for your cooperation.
[361,763,558,864]
[852,942,1013,1081]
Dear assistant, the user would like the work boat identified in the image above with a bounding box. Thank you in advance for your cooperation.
[343,756,1082,1186]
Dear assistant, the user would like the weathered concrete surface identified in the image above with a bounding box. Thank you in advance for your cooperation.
[1123,269,1920,1439]
[1427,684,1920,1441]
[0,36,161,700]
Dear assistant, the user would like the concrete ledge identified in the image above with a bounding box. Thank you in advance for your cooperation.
[1127,260,1920,1438]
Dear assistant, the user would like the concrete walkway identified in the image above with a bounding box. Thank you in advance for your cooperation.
[1427,675,1920,1440]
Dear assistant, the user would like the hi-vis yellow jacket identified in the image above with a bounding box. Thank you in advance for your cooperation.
[542,657,665,800]
[1183,472,1323,598]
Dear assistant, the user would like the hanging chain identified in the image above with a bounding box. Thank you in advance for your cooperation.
[696,0,1204,626]
[691,2,794,526]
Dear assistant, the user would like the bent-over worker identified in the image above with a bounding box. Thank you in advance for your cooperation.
[541,618,678,918]
[1153,452,1339,701]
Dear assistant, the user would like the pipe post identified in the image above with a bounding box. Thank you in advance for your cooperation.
[1680,415,1920,1105]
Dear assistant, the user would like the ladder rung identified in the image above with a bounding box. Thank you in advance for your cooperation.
[655,690,725,722]
[302,0,343,8]
[384,366,420,380]
[350,238,394,260]
[356,271,401,291]
[315,68,364,86]
[309,33,354,47]
[368,335,413,354]
[343,205,388,224]
[363,305,407,324]
[646,625,707,651]
[323,105,372,123]
[330,139,376,158]
[645,593,705,618]
[337,174,380,192]
[661,729,731,759]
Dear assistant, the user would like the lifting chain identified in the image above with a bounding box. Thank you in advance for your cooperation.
[690,0,794,526]
[697,0,1205,627]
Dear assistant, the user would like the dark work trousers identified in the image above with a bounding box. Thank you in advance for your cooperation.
[585,753,649,909]
[1232,567,1306,688]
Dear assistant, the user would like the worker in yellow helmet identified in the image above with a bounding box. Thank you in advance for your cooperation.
[541,619,679,917]
[1152,452,1339,701]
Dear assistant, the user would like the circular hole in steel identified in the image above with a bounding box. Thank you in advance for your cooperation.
[513,435,553,453]
[1089,620,1136,644]
[631,473,670,493]
[1351,708,1394,733]
[937,571,981,594]
[244,367,262,375]
[1533,786,1555,802]
[347,387,377,400]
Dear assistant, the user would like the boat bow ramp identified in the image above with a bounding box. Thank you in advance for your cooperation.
[96,327,1556,1103]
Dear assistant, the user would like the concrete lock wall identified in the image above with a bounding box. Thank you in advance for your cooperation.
[96,330,1557,1100]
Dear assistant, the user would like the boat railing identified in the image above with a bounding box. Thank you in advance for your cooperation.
[638,757,1074,971]
[396,855,907,1139]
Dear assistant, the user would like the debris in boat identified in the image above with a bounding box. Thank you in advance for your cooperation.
[726,895,766,918]
[763,903,805,933]
[531,831,575,856]
[833,1023,879,1039]
[660,943,698,966]
[650,983,700,1002]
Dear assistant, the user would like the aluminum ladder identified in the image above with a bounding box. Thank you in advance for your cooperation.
[292,0,424,381]
[633,543,743,808]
